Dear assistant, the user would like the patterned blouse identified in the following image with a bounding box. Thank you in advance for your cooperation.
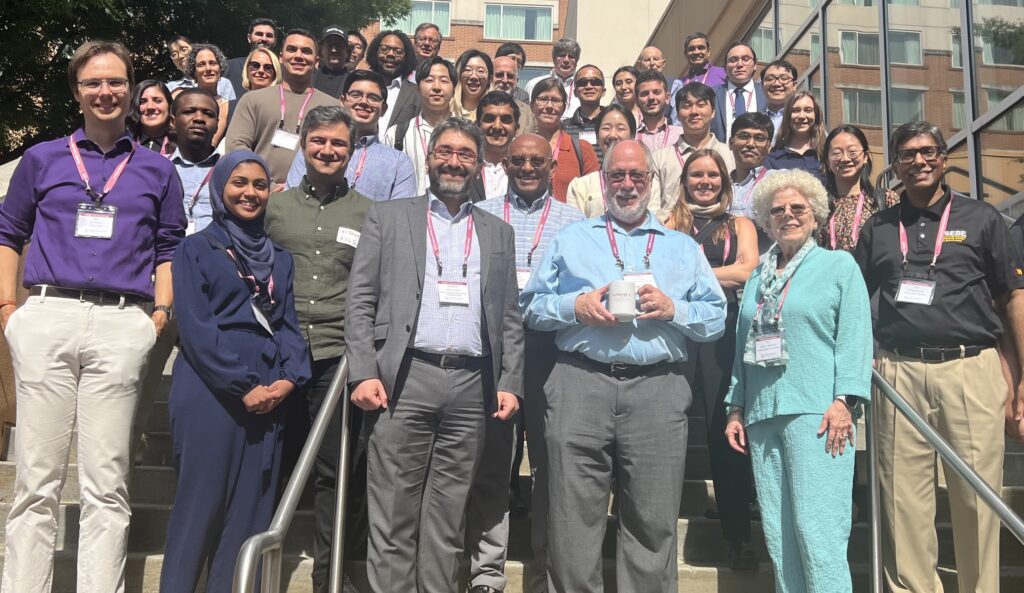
[818,189,900,252]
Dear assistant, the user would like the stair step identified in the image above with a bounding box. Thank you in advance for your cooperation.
[0,462,178,505]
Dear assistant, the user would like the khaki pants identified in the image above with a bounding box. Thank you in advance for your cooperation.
[875,348,1005,593]
[1,295,156,593]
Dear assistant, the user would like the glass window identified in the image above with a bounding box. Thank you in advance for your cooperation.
[888,0,920,5]
[840,31,881,65]
[952,91,967,129]
[981,36,1018,65]
[843,89,884,125]
[751,27,776,62]
[944,142,972,197]
[385,1,452,37]
[978,97,1024,216]
[779,0,816,50]
[889,31,923,65]
[811,33,821,63]
[891,88,925,124]
[839,0,875,5]
[484,4,554,41]
[518,66,550,93]
[978,0,1024,6]
[972,1,1024,117]
[987,89,1024,130]
[887,0,959,131]
[951,32,962,68]
[782,19,820,73]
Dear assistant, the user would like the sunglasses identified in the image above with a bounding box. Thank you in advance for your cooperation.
[769,203,810,218]
[575,77,604,88]
[248,62,275,74]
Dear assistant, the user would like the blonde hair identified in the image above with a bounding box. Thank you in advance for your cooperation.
[241,47,282,90]
[773,90,827,163]
[669,149,736,244]
[752,168,829,230]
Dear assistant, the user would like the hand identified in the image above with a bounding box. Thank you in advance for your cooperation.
[725,410,748,455]
[574,285,617,326]
[268,379,295,401]
[636,284,675,321]
[0,304,15,332]
[351,378,389,411]
[493,391,520,421]
[242,385,277,414]
[1006,381,1024,445]
[151,310,169,337]
[272,182,287,193]
[818,399,855,457]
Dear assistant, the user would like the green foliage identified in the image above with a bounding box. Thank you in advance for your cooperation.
[973,17,1024,65]
[0,0,411,159]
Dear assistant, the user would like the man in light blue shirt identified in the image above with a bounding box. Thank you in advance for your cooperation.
[168,89,220,234]
[473,134,583,593]
[520,139,726,593]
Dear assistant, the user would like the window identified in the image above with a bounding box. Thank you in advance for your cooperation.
[887,0,919,5]
[889,31,922,65]
[981,36,1017,65]
[839,0,875,5]
[986,88,1024,130]
[518,66,550,92]
[951,32,962,69]
[841,31,880,65]
[385,1,451,37]
[952,91,966,129]
[978,0,1024,6]
[811,33,821,63]
[750,27,775,62]
[485,4,554,41]
[891,88,924,124]
[843,89,883,125]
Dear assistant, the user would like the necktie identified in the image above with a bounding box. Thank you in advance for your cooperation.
[734,87,747,116]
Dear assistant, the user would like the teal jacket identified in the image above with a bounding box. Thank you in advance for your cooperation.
[725,246,873,426]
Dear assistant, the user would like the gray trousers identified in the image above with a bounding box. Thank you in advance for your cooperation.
[365,355,486,593]
[466,414,517,590]
[545,353,691,593]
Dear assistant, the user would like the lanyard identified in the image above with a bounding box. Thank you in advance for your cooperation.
[694,221,732,263]
[279,86,315,133]
[159,136,170,157]
[606,217,656,271]
[755,277,794,326]
[898,197,953,269]
[186,167,216,216]
[550,131,567,165]
[739,167,769,210]
[68,134,135,203]
[728,87,748,113]
[426,206,475,277]
[504,195,553,266]
[828,192,866,250]
[350,147,370,188]
[415,115,430,157]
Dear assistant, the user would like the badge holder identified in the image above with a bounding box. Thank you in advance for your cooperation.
[895,270,936,306]
[75,202,117,239]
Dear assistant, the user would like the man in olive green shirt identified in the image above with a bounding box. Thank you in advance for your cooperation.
[264,104,372,593]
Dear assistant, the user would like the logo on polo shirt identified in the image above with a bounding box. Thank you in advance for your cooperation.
[943,230,967,243]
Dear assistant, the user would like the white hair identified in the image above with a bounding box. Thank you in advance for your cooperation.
[752,169,829,230]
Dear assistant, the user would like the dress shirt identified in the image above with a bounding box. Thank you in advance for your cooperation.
[377,75,405,137]
[636,119,684,152]
[167,77,237,101]
[476,190,585,271]
[171,148,219,234]
[651,134,735,219]
[383,116,434,194]
[723,80,758,144]
[854,187,1024,350]
[520,213,727,364]
[765,106,785,143]
[285,135,418,202]
[413,194,486,356]
[265,177,373,360]
[0,129,186,299]
[481,161,509,200]
[729,166,773,220]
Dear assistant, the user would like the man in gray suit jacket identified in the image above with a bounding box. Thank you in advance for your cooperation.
[346,117,525,593]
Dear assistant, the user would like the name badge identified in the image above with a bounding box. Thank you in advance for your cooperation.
[186,219,197,236]
[437,280,470,305]
[895,278,936,305]
[623,272,657,292]
[271,128,300,151]
[251,302,274,335]
[336,226,361,247]
[75,203,117,239]
[580,130,598,147]
[754,332,784,363]
[516,267,532,291]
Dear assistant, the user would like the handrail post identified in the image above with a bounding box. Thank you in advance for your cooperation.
[329,382,353,593]
[866,402,882,593]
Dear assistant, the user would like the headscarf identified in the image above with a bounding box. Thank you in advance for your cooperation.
[208,150,275,289]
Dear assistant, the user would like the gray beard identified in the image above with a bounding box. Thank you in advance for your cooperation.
[606,192,651,225]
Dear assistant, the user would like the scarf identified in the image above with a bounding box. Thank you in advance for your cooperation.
[687,202,720,216]
[743,238,816,366]
[208,150,275,289]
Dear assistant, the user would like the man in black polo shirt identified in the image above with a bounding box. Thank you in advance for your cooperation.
[854,120,1024,593]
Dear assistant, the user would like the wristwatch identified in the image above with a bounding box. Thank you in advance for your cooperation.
[836,395,859,409]
[153,304,173,320]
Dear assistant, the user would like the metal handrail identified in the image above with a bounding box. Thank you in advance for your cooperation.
[233,356,352,593]
[867,369,1024,592]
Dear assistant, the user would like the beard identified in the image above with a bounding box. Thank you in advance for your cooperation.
[428,165,473,198]
[605,188,652,225]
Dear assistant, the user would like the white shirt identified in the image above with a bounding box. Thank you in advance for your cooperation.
[724,79,758,144]
[377,76,405,138]
[481,162,508,200]
[384,115,435,194]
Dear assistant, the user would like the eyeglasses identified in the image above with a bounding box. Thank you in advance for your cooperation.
[763,75,793,85]
[248,62,275,74]
[896,146,944,164]
[828,148,865,162]
[494,72,516,80]
[575,77,604,88]
[432,146,479,163]
[727,55,755,64]
[769,203,810,218]
[415,36,440,46]
[534,96,565,106]
[77,78,129,92]
[606,170,652,184]
[345,90,384,105]
[378,45,406,57]
[734,131,770,144]
[508,155,550,168]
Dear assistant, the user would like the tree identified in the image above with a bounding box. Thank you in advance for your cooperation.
[972,17,1024,66]
[0,0,411,160]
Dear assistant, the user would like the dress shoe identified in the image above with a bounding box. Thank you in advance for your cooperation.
[729,540,759,571]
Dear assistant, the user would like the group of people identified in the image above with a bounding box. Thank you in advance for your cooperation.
[0,13,1021,593]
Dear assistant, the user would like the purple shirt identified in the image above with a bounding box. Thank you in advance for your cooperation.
[0,129,186,299]
[670,65,728,124]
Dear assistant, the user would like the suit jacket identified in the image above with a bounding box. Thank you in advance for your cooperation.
[346,195,524,413]
[226,56,247,99]
[711,82,768,142]
[389,80,421,132]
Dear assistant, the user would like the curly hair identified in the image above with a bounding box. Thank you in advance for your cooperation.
[752,169,829,231]
[186,43,228,82]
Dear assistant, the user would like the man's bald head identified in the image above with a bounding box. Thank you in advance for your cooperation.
[603,139,655,226]
[637,46,666,73]
[505,133,554,201]
[492,55,520,93]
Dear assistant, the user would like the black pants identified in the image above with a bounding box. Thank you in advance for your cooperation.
[681,304,753,544]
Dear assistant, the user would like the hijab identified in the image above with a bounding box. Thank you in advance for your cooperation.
[208,150,275,288]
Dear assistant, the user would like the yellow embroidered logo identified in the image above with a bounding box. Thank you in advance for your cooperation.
[1017,267,1024,277]
[944,230,967,243]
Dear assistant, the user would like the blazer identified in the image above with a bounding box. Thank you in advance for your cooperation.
[711,81,769,142]
[345,195,525,413]
[389,80,421,132]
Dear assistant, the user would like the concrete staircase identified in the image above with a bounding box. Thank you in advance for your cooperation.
[0,349,1022,592]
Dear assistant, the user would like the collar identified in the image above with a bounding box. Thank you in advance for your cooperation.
[170,147,219,167]
[73,128,135,155]
[727,79,756,94]
[732,165,765,185]
[508,190,551,213]
[388,76,404,90]
[687,64,710,77]
[900,185,952,220]
[782,145,816,157]
[675,133,713,153]
[357,135,380,149]
[637,118,669,135]
[301,175,348,204]
[595,211,666,236]
[550,69,574,84]
[427,191,474,222]
[571,107,598,125]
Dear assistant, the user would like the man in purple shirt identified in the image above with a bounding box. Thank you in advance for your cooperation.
[0,40,185,593]
[670,32,727,124]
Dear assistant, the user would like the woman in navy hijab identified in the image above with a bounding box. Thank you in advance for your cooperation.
[160,151,311,593]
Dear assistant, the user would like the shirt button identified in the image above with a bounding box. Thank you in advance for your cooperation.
[308,324,314,330]
[315,250,321,255]
[312,275,318,280]
[919,233,926,239]
[309,300,315,305]
[317,226,322,231]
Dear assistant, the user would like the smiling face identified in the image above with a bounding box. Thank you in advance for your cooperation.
[419,63,455,113]
[249,25,277,49]
[603,141,653,226]
[223,162,270,222]
[479,103,517,151]
[637,80,667,118]
[460,56,490,101]
[347,34,365,69]
[169,40,192,73]
[343,80,386,127]
[767,187,815,249]
[684,155,723,207]
[504,134,553,200]
[280,34,317,82]
[427,129,481,198]
[725,45,756,86]
[574,66,605,107]
[789,95,816,138]
[729,127,771,171]
[553,51,577,78]
[320,36,349,71]
[139,86,169,134]
[303,121,352,182]
[613,71,636,105]
[74,52,131,127]
[492,56,519,93]
[247,50,276,90]
[598,110,633,152]
[894,134,946,195]
[414,27,441,61]
[193,49,221,90]
[677,92,714,137]
[171,93,218,148]
[376,34,406,76]
[685,37,710,68]
[827,132,868,186]
[763,65,795,106]
[637,47,666,72]
[531,87,566,132]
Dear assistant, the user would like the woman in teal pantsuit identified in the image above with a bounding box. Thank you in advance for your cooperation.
[724,169,873,593]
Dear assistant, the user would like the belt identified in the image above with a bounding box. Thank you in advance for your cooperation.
[567,350,677,379]
[409,349,488,370]
[891,345,988,363]
[30,285,147,307]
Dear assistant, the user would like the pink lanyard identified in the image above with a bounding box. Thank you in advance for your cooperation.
[426,206,475,277]
[226,249,276,305]
[828,192,866,250]
[898,197,953,269]
[279,86,315,133]
[68,134,134,202]
[694,221,732,262]
[415,116,430,156]
[159,136,170,157]
[187,167,215,216]
[740,168,769,209]
[504,196,553,266]
[551,132,568,166]
[606,217,656,271]
[350,147,370,187]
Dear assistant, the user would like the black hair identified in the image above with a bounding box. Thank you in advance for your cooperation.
[366,29,417,79]
[595,103,637,136]
[171,88,219,116]
[635,69,668,92]
[725,41,757,65]
[283,28,318,53]
[127,80,172,139]
[496,42,527,64]
[683,32,710,50]
[248,18,277,35]
[416,56,456,84]
[675,81,716,110]
[761,59,798,82]
[343,69,389,99]
[730,112,774,139]
[824,125,874,198]
[476,90,521,126]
